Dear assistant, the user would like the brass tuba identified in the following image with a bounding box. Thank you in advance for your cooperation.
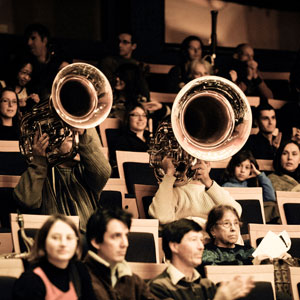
[148,75,252,186]
[19,63,112,165]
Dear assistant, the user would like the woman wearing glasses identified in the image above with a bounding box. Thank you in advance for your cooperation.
[13,214,96,300]
[0,87,20,140]
[202,205,290,267]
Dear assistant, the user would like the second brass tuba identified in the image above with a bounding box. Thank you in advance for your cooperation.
[20,63,112,165]
[149,75,252,186]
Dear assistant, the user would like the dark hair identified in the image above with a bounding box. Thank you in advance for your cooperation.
[162,219,202,260]
[235,43,251,55]
[273,140,300,180]
[0,87,20,127]
[221,149,259,185]
[206,205,241,240]
[86,207,132,250]
[29,214,81,263]
[122,102,148,130]
[24,23,50,43]
[118,31,137,45]
[180,35,204,63]
[254,102,275,120]
[6,56,34,88]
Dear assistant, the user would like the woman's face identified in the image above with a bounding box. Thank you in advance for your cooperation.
[187,40,202,61]
[128,106,147,133]
[17,63,32,87]
[45,220,78,268]
[192,63,208,79]
[234,159,251,182]
[0,90,18,119]
[281,143,300,173]
[210,210,240,248]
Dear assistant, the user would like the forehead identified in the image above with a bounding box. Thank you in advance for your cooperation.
[1,91,17,99]
[130,106,145,114]
[259,109,275,118]
[241,46,254,55]
[220,210,238,220]
[194,63,206,72]
[189,40,201,49]
[105,219,129,235]
[119,33,132,42]
[238,159,251,166]
[20,63,33,71]
[284,143,300,152]
[48,220,75,234]
[29,31,42,39]
[182,230,203,240]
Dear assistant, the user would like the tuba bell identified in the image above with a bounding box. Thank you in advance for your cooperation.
[148,75,252,186]
[19,63,112,165]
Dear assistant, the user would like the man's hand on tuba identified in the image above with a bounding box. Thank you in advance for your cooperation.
[32,131,49,157]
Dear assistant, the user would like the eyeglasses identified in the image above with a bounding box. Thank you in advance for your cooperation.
[1,99,18,105]
[216,221,241,228]
[129,113,147,119]
[48,234,78,243]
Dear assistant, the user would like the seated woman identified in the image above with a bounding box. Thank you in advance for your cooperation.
[268,140,300,191]
[5,56,40,114]
[202,205,292,300]
[13,214,96,300]
[0,87,20,140]
[109,103,150,176]
[221,149,279,223]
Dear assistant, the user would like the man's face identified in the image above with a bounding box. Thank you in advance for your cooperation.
[171,230,204,268]
[118,33,136,59]
[27,31,47,57]
[257,109,276,134]
[94,219,129,265]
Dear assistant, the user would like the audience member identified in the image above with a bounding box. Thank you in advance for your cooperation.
[24,23,70,101]
[5,56,40,114]
[110,63,150,119]
[149,218,254,300]
[98,32,149,94]
[167,35,207,92]
[84,207,158,300]
[243,102,281,159]
[221,149,279,223]
[217,43,273,99]
[148,156,242,228]
[0,87,20,140]
[268,140,300,191]
[189,58,213,80]
[13,214,97,300]
[13,128,111,231]
[202,205,292,300]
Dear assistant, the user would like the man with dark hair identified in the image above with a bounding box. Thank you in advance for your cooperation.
[149,219,254,300]
[84,207,158,300]
[23,23,71,101]
[98,32,149,101]
[243,102,281,159]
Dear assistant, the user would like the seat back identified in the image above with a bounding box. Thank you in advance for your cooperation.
[248,223,300,258]
[134,184,158,219]
[0,276,18,300]
[10,213,80,253]
[129,219,160,263]
[276,191,300,225]
[0,258,24,277]
[116,151,157,195]
[205,264,275,299]
[128,262,167,280]
[98,118,122,147]
[209,158,231,185]
[289,266,300,300]
[223,187,265,237]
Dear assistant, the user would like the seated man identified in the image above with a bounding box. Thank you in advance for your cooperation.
[84,207,158,300]
[243,102,281,159]
[13,128,111,232]
[149,218,254,300]
[148,157,242,228]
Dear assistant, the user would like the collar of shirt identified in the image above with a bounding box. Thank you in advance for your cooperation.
[88,250,132,285]
[167,263,200,285]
